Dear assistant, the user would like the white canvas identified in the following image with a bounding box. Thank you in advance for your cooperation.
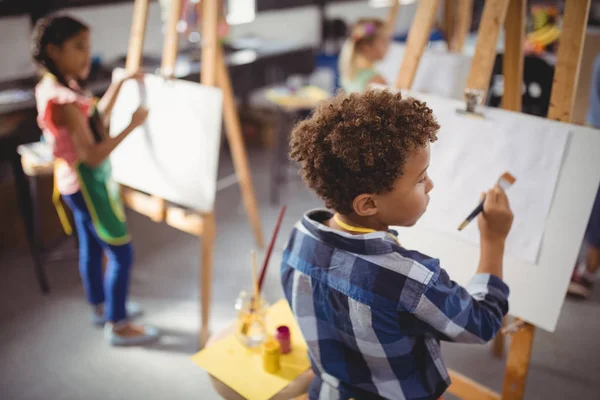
[413,93,570,264]
[109,69,223,212]
[376,43,472,100]
[393,92,600,332]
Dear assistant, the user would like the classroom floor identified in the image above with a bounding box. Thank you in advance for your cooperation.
[1,148,600,400]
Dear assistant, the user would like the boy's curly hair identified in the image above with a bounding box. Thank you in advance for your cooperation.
[290,89,439,214]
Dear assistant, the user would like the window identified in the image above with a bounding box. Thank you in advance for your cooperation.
[226,0,256,25]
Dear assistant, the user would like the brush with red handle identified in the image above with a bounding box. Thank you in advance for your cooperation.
[258,205,287,292]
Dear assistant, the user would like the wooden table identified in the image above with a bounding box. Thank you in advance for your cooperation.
[265,87,329,204]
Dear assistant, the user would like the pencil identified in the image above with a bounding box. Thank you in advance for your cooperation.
[457,172,516,231]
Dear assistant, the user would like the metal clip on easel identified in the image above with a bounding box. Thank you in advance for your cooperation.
[456,88,485,119]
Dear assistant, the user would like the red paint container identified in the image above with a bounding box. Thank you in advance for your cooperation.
[275,325,291,354]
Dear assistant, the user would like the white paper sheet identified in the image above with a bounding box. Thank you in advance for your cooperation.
[109,69,223,212]
[376,43,472,100]
[410,93,570,264]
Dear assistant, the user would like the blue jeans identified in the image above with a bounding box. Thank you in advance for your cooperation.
[63,191,133,322]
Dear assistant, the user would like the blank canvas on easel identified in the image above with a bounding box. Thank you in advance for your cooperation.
[411,93,569,264]
[377,43,473,100]
[109,68,223,212]
[394,91,600,332]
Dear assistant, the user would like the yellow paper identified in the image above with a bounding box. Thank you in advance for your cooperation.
[191,300,311,400]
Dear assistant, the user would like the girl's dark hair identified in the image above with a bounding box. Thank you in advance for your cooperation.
[32,15,105,143]
[31,15,89,90]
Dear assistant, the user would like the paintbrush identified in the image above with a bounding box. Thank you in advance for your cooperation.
[251,250,259,310]
[257,205,287,293]
[457,172,516,231]
[240,250,260,337]
[239,206,287,339]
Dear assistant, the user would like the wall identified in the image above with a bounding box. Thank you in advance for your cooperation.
[0,1,415,82]
[0,15,36,81]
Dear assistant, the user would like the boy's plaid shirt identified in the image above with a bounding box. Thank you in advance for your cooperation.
[281,210,509,400]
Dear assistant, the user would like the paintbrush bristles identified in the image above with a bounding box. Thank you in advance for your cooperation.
[499,172,516,185]
[457,220,469,231]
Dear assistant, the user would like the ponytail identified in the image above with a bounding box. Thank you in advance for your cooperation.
[339,38,358,82]
[340,19,386,83]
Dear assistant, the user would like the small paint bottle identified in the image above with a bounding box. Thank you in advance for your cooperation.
[262,338,281,373]
[275,325,292,354]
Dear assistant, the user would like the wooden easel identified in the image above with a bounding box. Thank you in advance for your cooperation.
[395,0,591,398]
[443,0,474,53]
[122,0,265,347]
[396,0,474,89]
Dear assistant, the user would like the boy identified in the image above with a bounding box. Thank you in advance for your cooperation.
[281,89,513,400]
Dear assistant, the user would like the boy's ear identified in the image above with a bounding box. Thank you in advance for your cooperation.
[352,193,377,217]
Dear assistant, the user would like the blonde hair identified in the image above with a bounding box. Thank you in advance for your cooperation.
[339,18,385,82]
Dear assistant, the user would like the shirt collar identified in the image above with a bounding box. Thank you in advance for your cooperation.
[300,209,399,255]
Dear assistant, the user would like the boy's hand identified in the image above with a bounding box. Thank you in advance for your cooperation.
[129,106,149,129]
[477,184,514,243]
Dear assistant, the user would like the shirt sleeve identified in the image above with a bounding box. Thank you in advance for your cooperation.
[411,269,510,343]
[36,79,86,129]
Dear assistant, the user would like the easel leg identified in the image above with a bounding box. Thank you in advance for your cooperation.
[493,318,506,358]
[216,46,265,248]
[395,0,439,89]
[200,212,216,348]
[443,0,456,52]
[465,0,511,95]
[501,322,536,400]
[125,0,149,71]
[502,0,525,112]
[492,0,525,360]
[451,0,474,53]
[547,0,591,122]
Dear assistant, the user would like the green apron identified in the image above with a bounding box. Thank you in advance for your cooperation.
[76,160,130,246]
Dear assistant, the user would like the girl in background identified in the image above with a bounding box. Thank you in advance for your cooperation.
[32,15,159,345]
[338,1,399,93]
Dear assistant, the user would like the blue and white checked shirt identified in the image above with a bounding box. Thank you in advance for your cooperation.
[281,210,510,400]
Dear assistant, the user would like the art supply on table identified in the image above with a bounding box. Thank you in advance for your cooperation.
[237,249,268,346]
[262,337,281,374]
[457,171,516,231]
[235,290,268,347]
[275,325,291,354]
[257,205,287,292]
[192,300,311,400]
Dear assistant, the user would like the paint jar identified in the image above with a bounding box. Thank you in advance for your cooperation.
[275,325,291,354]
[262,337,281,373]
[235,290,268,348]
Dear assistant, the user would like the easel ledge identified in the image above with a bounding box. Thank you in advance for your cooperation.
[121,187,204,236]
[395,0,591,399]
